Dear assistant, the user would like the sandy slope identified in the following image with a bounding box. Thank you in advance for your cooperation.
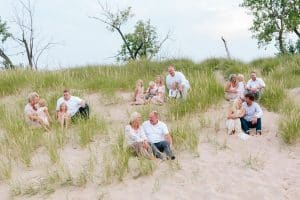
[1,85,300,199]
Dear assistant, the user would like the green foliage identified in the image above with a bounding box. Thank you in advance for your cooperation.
[118,20,160,61]
[241,0,300,53]
[171,123,199,153]
[0,17,11,43]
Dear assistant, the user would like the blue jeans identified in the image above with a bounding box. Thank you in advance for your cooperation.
[150,141,174,159]
[240,117,262,134]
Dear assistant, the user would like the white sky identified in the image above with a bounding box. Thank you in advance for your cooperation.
[0,0,277,69]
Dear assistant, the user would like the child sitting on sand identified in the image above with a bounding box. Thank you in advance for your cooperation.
[168,82,181,99]
[237,74,246,100]
[57,102,70,130]
[36,98,51,131]
[145,81,157,101]
[131,79,145,105]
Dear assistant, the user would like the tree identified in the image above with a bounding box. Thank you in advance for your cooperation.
[91,2,169,61]
[241,0,300,54]
[13,0,54,70]
[0,17,14,69]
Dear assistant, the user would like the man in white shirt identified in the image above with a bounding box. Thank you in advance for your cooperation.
[166,65,190,99]
[142,111,175,160]
[241,93,263,135]
[246,71,265,100]
[56,89,89,121]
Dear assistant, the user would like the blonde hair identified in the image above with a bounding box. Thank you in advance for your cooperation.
[148,81,155,87]
[59,102,68,112]
[136,79,143,87]
[28,92,39,103]
[232,98,242,112]
[129,112,141,124]
[38,98,47,107]
[155,75,164,85]
[237,74,244,82]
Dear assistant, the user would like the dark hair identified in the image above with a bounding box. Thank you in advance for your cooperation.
[245,93,255,101]
[63,89,70,93]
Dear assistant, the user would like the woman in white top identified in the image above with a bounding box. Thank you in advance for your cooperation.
[124,112,153,158]
[224,74,239,101]
[226,98,245,135]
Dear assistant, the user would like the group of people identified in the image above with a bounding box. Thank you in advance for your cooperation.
[24,89,89,131]
[131,65,190,105]
[225,71,265,137]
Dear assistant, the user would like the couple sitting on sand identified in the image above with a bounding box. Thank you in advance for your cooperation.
[226,93,263,138]
[24,89,89,131]
[125,111,175,160]
[131,65,190,105]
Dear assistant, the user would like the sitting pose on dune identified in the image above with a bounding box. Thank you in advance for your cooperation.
[168,82,181,99]
[226,98,245,135]
[56,89,89,121]
[224,74,239,101]
[246,71,265,100]
[150,75,165,105]
[57,102,71,130]
[131,79,145,105]
[125,112,153,158]
[145,81,157,102]
[142,111,175,160]
[36,98,51,131]
[240,93,263,135]
[166,65,190,99]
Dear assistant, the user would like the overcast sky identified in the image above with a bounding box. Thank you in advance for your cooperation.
[0,0,277,69]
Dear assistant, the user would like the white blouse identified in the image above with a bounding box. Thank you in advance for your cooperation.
[124,125,147,145]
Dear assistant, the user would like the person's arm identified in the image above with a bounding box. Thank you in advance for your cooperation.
[133,88,138,100]
[227,108,235,119]
[259,78,266,89]
[225,82,232,92]
[80,99,86,107]
[44,107,52,122]
[254,103,263,118]
[165,134,173,146]
[246,80,251,90]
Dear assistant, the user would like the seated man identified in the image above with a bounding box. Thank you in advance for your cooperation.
[56,89,89,121]
[142,111,175,160]
[166,65,190,99]
[240,93,263,135]
[246,71,265,100]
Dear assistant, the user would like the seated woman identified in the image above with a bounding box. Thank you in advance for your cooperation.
[224,74,239,101]
[226,98,245,135]
[124,112,153,158]
[151,75,165,104]
[131,79,145,105]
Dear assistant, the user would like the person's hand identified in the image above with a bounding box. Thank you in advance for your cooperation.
[252,117,257,124]
[251,88,257,92]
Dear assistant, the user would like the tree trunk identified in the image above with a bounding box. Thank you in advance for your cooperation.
[115,27,135,60]
[22,35,33,69]
[221,37,231,59]
[294,28,300,38]
[0,49,14,69]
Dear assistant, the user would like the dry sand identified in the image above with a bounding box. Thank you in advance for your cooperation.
[1,89,300,200]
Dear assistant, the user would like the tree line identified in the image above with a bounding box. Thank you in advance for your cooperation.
[1,0,300,70]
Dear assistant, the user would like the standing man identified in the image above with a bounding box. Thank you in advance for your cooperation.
[240,93,263,135]
[56,89,89,121]
[246,71,265,100]
[166,65,190,99]
[142,111,175,160]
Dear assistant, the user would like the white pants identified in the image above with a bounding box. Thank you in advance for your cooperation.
[226,118,242,134]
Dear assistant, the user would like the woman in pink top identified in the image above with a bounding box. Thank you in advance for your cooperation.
[152,75,165,104]
[131,79,145,105]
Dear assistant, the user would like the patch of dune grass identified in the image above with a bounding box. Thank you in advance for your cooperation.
[171,122,199,153]
[77,116,107,148]
[167,70,223,119]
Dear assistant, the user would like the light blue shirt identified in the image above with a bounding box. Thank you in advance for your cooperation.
[242,102,263,121]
